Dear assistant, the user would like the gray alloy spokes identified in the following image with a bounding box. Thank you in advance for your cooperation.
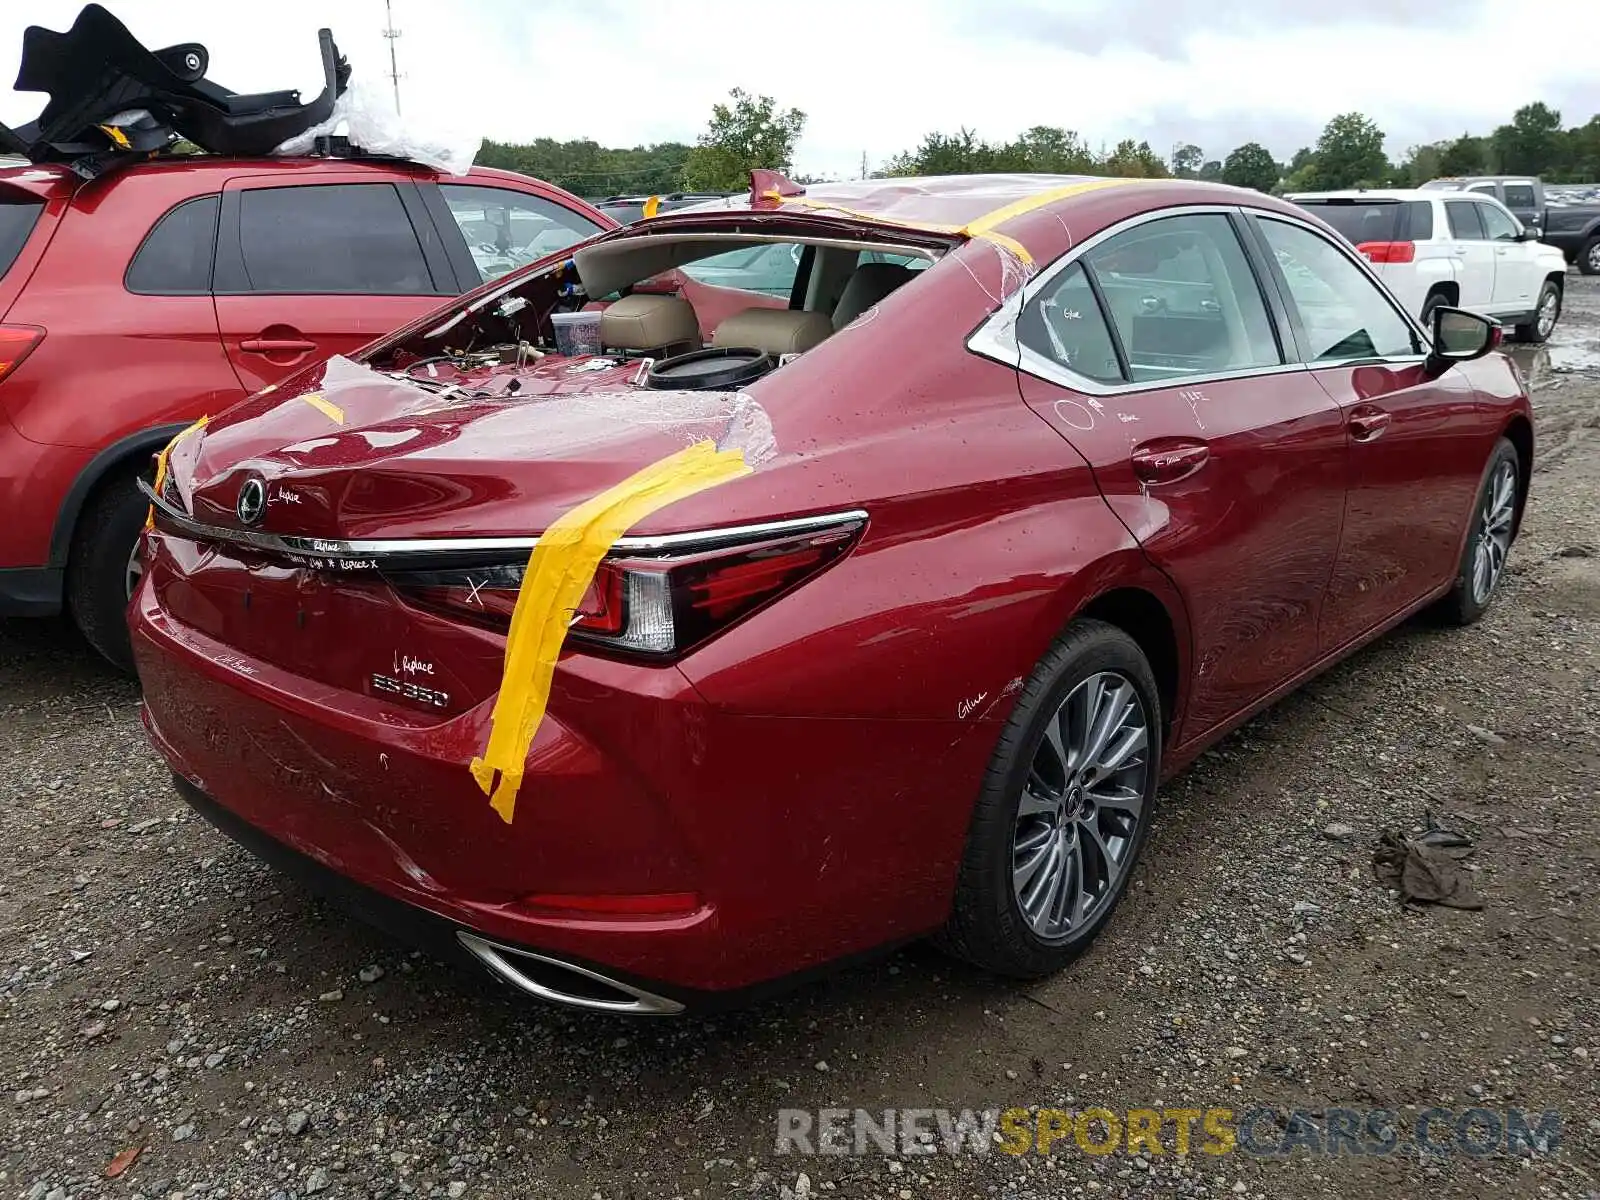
[1471,461,1517,605]
[1012,670,1151,942]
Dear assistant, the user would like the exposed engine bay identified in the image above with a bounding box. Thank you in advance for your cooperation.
[366,227,952,398]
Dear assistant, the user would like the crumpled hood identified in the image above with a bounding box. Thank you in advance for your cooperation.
[170,355,779,542]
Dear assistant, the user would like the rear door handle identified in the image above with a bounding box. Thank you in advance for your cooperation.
[240,337,318,354]
[1131,440,1209,484]
[1348,406,1391,441]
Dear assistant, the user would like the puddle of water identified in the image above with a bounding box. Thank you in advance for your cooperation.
[1511,340,1600,384]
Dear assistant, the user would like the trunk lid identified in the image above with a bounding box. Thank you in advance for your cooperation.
[181,354,776,542]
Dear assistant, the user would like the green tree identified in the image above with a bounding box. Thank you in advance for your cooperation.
[681,88,806,192]
[1171,143,1204,178]
[1306,112,1388,190]
[477,137,689,197]
[1012,125,1097,174]
[1198,159,1224,182]
[1491,102,1562,177]
[1221,142,1280,192]
[1436,133,1487,177]
[1101,138,1169,178]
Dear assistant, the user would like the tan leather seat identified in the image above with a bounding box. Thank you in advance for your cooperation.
[831,262,915,330]
[711,308,832,355]
[599,294,701,354]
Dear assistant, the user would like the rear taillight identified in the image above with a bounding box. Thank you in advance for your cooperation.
[387,520,864,659]
[1355,241,1416,264]
[0,325,44,385]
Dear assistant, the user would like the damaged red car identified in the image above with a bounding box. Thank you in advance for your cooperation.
[132,173,1533,1014]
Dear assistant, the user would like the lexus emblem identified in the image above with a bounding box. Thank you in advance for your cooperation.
[236,478,267,526]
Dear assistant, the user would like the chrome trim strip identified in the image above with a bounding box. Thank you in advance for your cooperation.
[456,931,685,1016]
[966,202,1433,397]
[140,479,867,564]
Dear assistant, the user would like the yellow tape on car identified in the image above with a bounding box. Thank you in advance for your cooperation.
[469,439,753,824]
[298,391,345,424]
[145,416,209,531]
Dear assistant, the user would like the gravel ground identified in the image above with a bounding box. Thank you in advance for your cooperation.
[3,275,1598,1200]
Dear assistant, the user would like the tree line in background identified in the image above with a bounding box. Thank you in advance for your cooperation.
[477,89,1600,200]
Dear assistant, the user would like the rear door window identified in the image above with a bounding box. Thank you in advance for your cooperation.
[438,184,604,283]
[234,184,438,294]
[1083,213,1282,383]
[1445,201,1487,240]
[1401,201,1434,240]
[0,194,44,281]
[1468,183,1498,197]
[126,194,219,294]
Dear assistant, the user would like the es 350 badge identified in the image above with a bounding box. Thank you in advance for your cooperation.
[371,673,449,709]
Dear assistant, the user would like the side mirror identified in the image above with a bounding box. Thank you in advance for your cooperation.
[1516,226,1541,241]
[1426,306,1501,373]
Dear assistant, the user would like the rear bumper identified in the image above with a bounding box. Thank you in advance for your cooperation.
[170,773,696,1013]
[130,572,981,1004]
[0,566,62,616]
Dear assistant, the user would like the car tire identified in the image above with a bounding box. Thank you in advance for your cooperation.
[1579,236,1600,276]
[66,463,150,674]
[937,619,1162,979]
[1513,280,1561,344]
[1419,290,1450,326]
[1433,438,1521,627]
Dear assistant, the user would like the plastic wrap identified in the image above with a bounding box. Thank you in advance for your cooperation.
[273,80,478,176]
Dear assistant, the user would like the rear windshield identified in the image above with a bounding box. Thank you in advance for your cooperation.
[0,194,44,280]
[1297,199,1431,244]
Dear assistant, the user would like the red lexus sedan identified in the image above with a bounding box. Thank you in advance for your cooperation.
[131,173,1532,1014]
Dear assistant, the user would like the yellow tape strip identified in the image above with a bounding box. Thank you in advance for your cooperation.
[299,391,345,424]
[145,416,209,531]
[469,439,753,824]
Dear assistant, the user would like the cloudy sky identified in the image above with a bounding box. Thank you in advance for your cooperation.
[3,0,1596,180]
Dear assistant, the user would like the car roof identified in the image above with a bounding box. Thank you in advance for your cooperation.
[667,173,1226,231]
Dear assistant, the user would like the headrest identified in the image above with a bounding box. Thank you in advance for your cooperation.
[711,308,832,355]
[599,294,700,353]
[832,262,916,330]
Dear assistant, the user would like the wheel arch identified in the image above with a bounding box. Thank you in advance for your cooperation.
[1070,573,1191,745]
[1500,414,1533,536]
[48,423,189,569]
[1425,280,1460,306]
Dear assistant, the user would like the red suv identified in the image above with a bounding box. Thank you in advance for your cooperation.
[0,155,614,668]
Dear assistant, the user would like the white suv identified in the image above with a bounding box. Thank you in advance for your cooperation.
[1289,188,1568,343]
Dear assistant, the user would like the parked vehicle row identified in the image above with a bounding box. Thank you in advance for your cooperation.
[1289,187,1569,337]
[130,172,1532,1013]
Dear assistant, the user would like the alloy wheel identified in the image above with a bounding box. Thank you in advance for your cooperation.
[1589,243,1600,274]
[1011,671,1150,943]
[1470,460,1517,605]
[1536,290,1560,339]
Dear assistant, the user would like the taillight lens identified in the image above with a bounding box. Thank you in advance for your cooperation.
[386,520,864,659]
[1355,241,1416,264]
[0,325,45,385]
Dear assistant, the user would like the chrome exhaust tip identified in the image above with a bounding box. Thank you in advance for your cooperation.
[455,931,685,1016]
